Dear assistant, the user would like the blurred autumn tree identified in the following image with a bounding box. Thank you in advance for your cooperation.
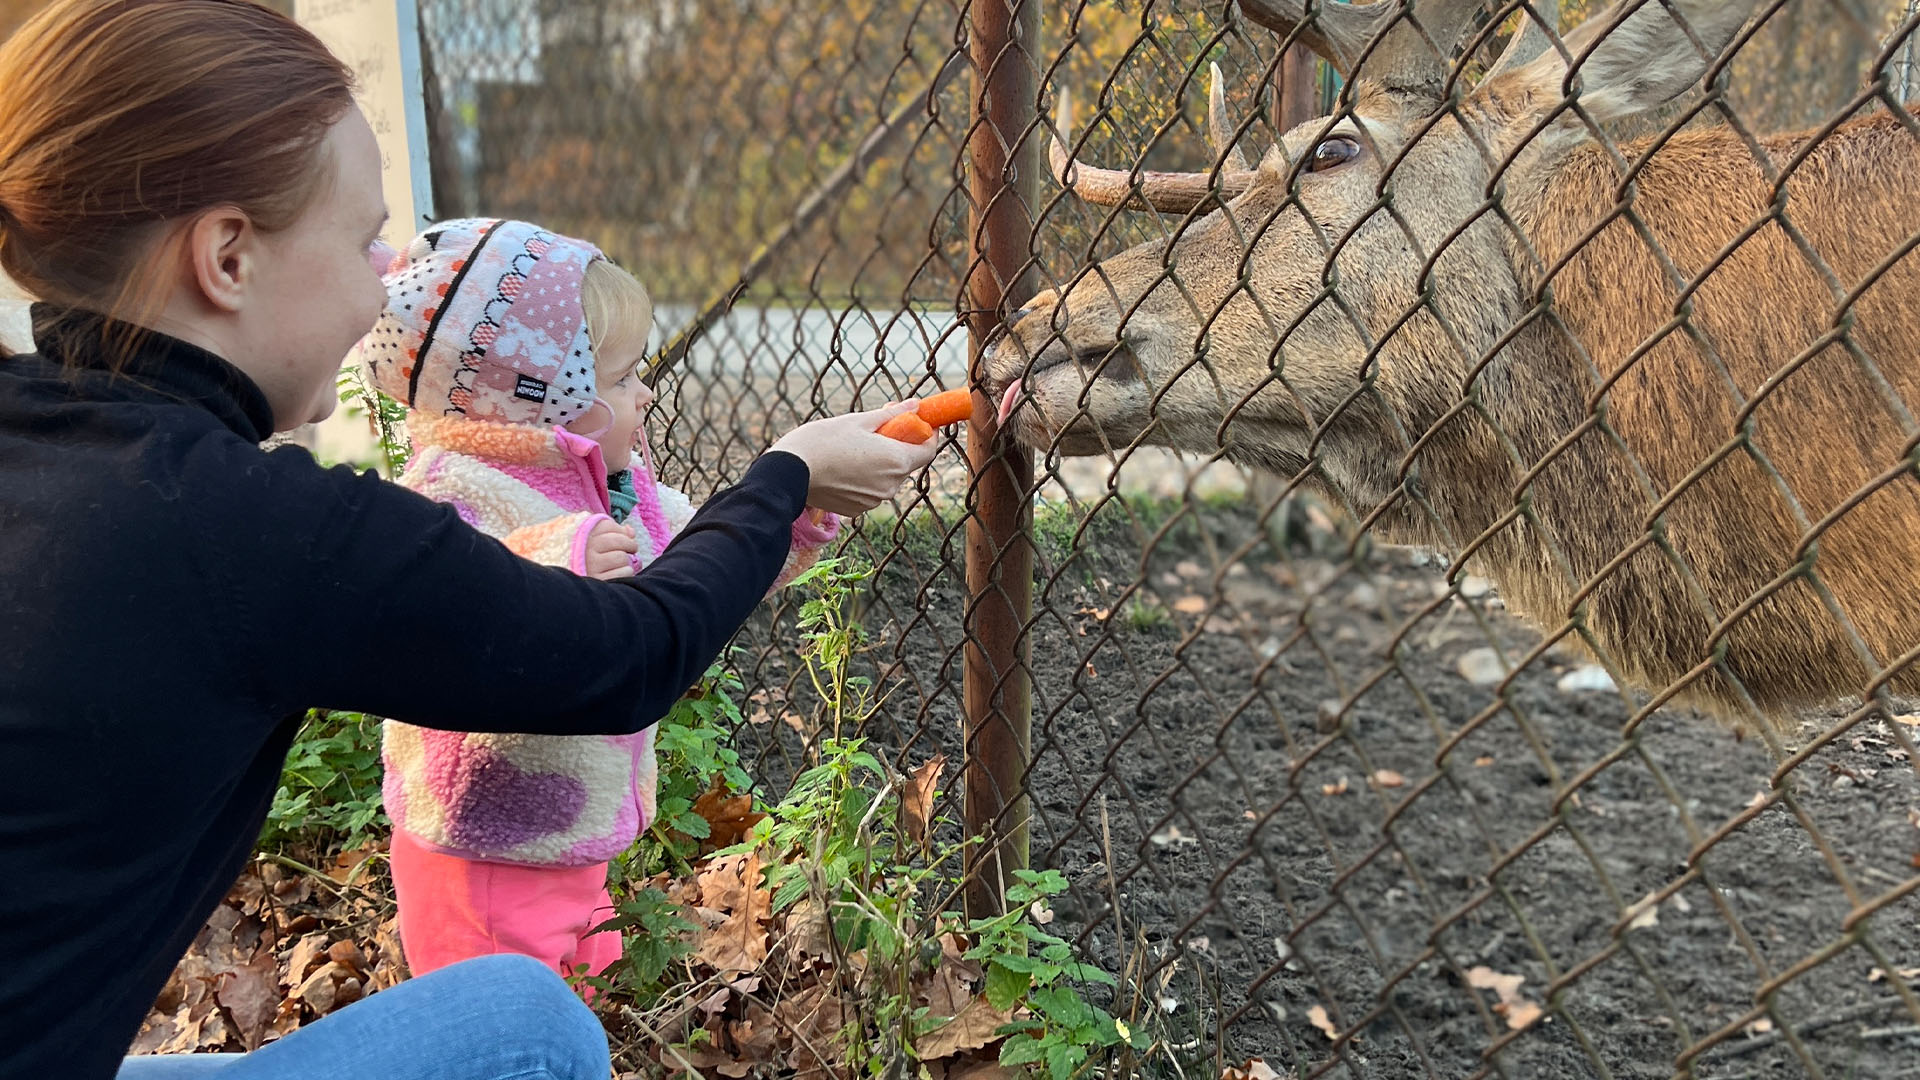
[8,0,1908,308]
[433,0,1913,309]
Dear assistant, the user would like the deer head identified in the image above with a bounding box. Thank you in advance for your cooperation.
[988,0,1762,515]
[990,0,1920,722]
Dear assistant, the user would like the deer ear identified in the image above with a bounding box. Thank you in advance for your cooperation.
[1497,0,1758,128]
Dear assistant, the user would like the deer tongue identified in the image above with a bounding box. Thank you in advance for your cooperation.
[996,379,1023,428]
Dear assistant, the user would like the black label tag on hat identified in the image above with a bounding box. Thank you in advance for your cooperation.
[513,375,548,403]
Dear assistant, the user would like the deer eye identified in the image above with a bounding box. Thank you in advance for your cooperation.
[1308,135,1361,173]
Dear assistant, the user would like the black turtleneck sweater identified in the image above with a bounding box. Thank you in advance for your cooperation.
[0,308,811,1078]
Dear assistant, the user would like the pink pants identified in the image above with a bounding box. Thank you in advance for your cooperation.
[388,829,624,985]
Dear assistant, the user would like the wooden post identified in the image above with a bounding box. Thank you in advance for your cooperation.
[963,0,1039,919]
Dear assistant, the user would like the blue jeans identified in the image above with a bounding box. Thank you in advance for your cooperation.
[115,954,608,1079]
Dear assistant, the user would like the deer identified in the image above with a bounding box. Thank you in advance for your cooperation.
[984,0,1920,732]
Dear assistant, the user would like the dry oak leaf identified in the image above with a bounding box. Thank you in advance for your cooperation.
[283,933,329,986]
[722,1011,781,1074]
[773,982,848,1080]
[1222,1061,1283,1080]
[292,960,346,1015]
[1172,595,1209,615]
[1306,1004,1338,1040]
[326,939,367,975]
[903,754,948,844]
[781,897,834,962]
[692,778,767,852]
[1372,769,1406,789]
[923,936,983,1017]
[917,996,1017,1060]
[694,854,772,975]
[215,947,280,1049]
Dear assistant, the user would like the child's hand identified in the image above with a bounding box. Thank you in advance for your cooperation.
[584,519,638,580]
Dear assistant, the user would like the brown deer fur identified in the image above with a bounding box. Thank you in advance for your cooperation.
[988,3,1920,728]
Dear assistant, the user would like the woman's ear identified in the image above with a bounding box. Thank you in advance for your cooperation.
[181,207,254,314]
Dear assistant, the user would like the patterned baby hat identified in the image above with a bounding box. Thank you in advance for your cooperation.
[354,218,605,427]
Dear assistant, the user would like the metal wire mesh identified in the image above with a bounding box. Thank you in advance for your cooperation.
[416,0,1920,1074]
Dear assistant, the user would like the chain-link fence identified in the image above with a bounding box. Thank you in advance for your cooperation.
[414,0,1920,1075]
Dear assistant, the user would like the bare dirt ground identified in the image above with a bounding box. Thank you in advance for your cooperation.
[730,491,1920,1079]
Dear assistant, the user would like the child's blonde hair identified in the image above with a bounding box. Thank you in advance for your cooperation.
[581,258,653,382]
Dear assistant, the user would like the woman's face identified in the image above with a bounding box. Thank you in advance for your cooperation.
[240,108,390,430]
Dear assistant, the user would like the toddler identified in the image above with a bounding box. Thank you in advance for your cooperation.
[352,218,838,981]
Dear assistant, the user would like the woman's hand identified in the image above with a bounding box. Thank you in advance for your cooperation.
[769,403,944,517]
[584,519,638,580]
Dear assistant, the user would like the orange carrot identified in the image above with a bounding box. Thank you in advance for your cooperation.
[916,388,973,428]
[877,412,935,444]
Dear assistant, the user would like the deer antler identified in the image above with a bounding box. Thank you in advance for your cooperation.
[1207,62,1253,171]
[1238,0,1490,95]
[1049,75,1259,214]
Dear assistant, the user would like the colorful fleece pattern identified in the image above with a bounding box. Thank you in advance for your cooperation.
[353,218,604,427]
[356,216,841,867]
[381,414,839,866]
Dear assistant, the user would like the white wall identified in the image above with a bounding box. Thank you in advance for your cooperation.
[1,270,29,354]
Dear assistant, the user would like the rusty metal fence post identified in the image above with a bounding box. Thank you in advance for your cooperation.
[962,0,1038,919]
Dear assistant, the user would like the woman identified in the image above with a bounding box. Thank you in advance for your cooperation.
[0,2,941,1077]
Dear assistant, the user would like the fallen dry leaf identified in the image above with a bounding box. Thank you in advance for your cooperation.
[1372,769,1406,789]
[292,960,344,1014]
[727,1009,781,1068]
[1867,966,1920,983]
[215,948,279,1049]
[283,933,328,986]
[925,959,976,1018]
[1504,1000,1544,1030]
[1744,1016,1775,1037]
[1892,713,1918,727]
[782,898,834,963]
[1625,891,1661,931]
[917,996,1016,1059]
[325,939,366,975]
[697,985,732,1015]
[1306,1004,1338,1040]
[774,982,848,1080]
[1321,776,1350,797]
[1172,595,1209,615]
[1222,1061,1283,1080]
[1473,755,1495,767]
[1467,966,1524,1002]
[1150,823,1199,848]
[902,754,947,845]
[694,854,772,975]
[691,779,767,852]
[1467,965,1543,1031]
